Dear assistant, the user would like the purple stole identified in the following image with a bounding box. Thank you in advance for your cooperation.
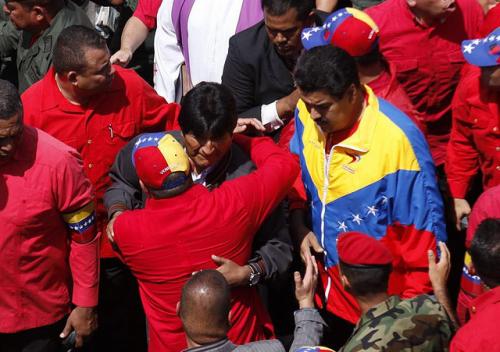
[171,0,263,73]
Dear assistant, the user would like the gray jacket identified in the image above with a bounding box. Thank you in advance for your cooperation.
[185,309,325,352]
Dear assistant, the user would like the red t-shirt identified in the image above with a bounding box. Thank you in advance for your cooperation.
[22,66,180,257]
[366,0,483,165]
[133,0,162,30]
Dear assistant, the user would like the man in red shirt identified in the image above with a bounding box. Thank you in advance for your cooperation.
[450,218,500,352]
[21,25,179,352]
[366,0,483,166]
[446,23,500,230]
[112,132,299,352]
[0,79,99,351]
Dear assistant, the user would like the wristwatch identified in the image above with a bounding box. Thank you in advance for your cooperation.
[248,262,262,287]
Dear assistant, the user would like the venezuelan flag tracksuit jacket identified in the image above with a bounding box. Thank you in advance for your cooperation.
[290,86,447,323]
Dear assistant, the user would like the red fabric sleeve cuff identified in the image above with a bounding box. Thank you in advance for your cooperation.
[71,233,100,307]
[448,181,469,199]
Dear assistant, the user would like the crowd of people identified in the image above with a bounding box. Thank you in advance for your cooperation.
[0,0,499,351]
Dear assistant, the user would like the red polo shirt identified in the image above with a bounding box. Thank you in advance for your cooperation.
[133,0,161,30]
[22,66,180,257]
[446,65,500,199]
[113,136,299,352]
[451,286,500,352]
[366,0,483,165]
[0,127,99,333]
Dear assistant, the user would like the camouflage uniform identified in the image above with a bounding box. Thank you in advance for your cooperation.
[339,295,453,352]
[0,0,92,93]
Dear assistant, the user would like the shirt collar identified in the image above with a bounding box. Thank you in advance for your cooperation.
[469,286,500,317]
[183,338,235,352]
[332,85,379,154]
[357,295,401,328]
[12,125,37,162]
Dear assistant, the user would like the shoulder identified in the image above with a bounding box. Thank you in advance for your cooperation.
[31,127,82,166]
[225,143,255,180]
[365,0,399,21]
[234,339,284,352]
[58,1,92,27]
[229,21,267,54]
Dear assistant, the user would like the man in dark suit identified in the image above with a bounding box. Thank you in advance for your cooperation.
[222,0,315,134]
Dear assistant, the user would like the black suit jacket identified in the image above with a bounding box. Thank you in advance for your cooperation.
[222,21,295,120]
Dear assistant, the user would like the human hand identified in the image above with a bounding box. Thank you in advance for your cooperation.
[110,49,133,67]
[60,306,97,348]
[233,118,265,134]
[106,211,123,244]
[453,198,471,231]
[212,255,251,287]
[276,89,300,120]
[297,229,323,264]
[428,242,451,294]
[294,251,318,309]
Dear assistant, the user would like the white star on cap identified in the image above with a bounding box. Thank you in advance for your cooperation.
[489,35,496,42]
[311,27,321,33]
[302,31,312,41]
[338,221,348,232]
[472,39,480,45]
[463,43,475,54]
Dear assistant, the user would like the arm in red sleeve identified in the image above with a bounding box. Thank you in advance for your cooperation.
[225,134,300,227]
[445,79,480,199]
[133,0,161,30]
[139,75,181,131]
[57,149,100,307]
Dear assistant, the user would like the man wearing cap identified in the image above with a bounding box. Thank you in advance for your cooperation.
[336,232,452,351]
[111,130,299,351]
[21,25,179,352]
[290,45,446,347]
[365,0,483,167]
[280,8,425,147]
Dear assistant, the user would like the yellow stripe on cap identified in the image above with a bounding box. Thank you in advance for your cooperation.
[63,201,95,224]
[346,7,379,32]
[157,134,190,175]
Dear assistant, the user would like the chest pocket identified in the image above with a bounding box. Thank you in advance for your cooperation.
[103,121,136,146]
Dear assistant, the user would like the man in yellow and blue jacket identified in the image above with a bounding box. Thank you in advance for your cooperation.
[289,45,447,334]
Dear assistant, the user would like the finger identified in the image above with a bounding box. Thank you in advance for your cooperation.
[60,318,72,338]
[75,333,84,349]
[110,55,118,64]
[300,244,311,264]
[311,255,318,277]
[293,271,302,289]
[249,119,265,131]
[427,250,436,268]
[438,242,450,264]
[211,255,227,265]
[309,234,324,253]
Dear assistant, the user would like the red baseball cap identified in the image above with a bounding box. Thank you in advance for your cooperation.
[337,231,393,266]
[132,132,190,190]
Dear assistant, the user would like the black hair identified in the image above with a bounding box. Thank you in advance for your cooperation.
[470,218,500,288]
[0,79,22,120]
[355,47,382,66]
[261,0,315,21]
[179,82,237,140]
[8,0,64,16]
[53,25,107,75]
[294,45,360,100]
[339,261,392,297]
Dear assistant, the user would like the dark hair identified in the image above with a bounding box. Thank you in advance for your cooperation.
[261,0,315,21]
[0,79,22,120]
[53,25,107,75]
[355,47,382,67]
[9,0,64,15]
[294,46,360,100]
[148,172,192,199]
[339,261,392,297]
[180,270,231,341]
[470,218,500,288]
[179,82,237,140]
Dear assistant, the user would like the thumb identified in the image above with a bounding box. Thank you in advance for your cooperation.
[60,317,73,338]
[427,250,435,268]
[309,234,324,253]
[211,255,227,266]
[293,271,302,288]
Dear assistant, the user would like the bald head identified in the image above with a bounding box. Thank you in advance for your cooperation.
[179,270,231,345]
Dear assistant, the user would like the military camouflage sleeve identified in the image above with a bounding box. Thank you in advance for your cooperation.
[0,20,19,57]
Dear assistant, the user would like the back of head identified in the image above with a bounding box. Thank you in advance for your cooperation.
[294,45,360,100]
[179,270,231,345]
[11,0,64,17]
[470,218,500,288]
[179,82,237,140]
[0,79,22,120]
[261,0,315,21]
[53,25,107,75]
[337,232,393,297]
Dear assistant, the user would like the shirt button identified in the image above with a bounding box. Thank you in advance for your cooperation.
[473,118,478,123]
[471,306,477,314]
[88,163,93,169]
[494,127,498,132]
[497,166,500,171]
[87,139,92,144]
[496,146,500,151]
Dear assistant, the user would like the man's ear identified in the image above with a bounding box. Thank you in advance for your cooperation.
[338,267,350,290]
[67,71,79,86]
[31,5,47,22]
[176,301,181,317]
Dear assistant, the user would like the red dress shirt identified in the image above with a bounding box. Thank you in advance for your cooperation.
[446,66,500,199]
[113,136,299,352]
[0,127,99,333]
[22,66,180,257]
[133,0,161,30]
[366,0,483,165]
[451,286,500,352]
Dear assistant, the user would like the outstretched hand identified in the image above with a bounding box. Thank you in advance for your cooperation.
[211,255,251,287]
[428,242,451,294]
[294,251,318,309]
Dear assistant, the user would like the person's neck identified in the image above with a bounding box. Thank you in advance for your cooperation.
[356,292,390,315]
[186,336,227,350]
[55,73,88,106]
[358,61,385,85]
[409,7,441,27]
